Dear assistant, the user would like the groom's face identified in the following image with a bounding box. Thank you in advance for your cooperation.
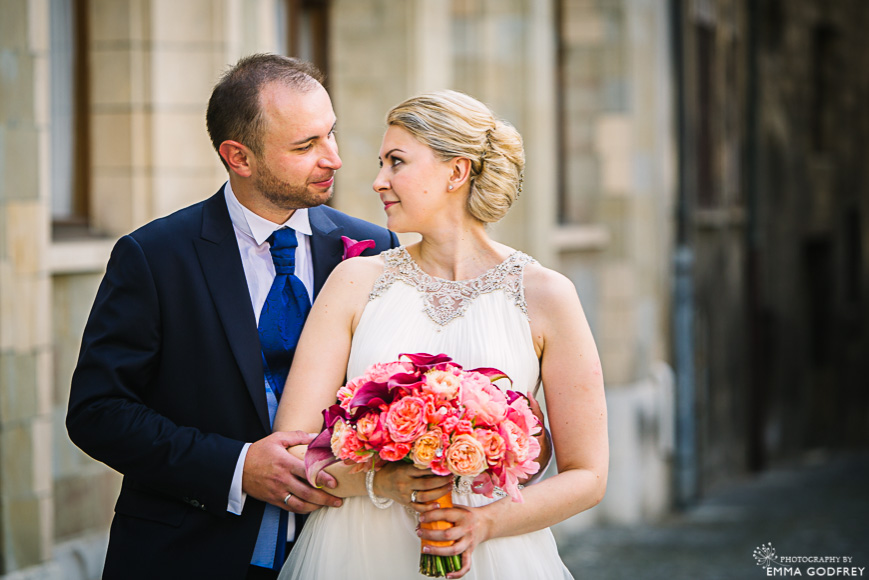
[251,82,342,211]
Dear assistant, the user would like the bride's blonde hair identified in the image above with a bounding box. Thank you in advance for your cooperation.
[386,90,525,223]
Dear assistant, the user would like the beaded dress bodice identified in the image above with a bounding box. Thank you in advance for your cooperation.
[348,246,539,404]
[369,246,534,326]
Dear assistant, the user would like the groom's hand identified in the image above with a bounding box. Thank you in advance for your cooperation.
[242,431,343,513]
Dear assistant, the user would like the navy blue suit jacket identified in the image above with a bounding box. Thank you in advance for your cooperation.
[66,189,398,579]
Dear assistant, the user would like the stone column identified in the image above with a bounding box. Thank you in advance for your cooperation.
[0,0,55,572]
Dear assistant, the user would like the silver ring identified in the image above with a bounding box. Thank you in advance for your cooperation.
[411,490,418,504]
[283,493,293,505]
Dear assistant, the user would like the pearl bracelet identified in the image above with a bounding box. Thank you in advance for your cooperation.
[366,469,394,509]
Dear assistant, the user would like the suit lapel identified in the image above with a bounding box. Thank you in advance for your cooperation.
[194,192,271,433]
[309,206,345,297]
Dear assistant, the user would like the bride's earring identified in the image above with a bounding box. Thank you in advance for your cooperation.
[448,185,453,190]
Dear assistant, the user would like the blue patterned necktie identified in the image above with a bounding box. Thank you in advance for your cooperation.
[258,227,312,399]
[254,227,312,570]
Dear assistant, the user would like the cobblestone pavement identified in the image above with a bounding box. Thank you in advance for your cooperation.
[557,452,869,580]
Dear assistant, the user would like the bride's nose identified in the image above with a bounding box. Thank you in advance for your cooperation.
[372,167,390,192]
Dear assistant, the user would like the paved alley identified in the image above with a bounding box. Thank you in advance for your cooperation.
[558,452,869,580]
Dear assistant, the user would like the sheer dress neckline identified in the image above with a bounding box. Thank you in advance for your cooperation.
[398,246,522,284]
[370,246,536,327]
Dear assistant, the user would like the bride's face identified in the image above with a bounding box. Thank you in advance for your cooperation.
[373,126,455,233]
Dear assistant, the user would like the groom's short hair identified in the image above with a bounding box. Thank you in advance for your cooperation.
[206,53,324,169]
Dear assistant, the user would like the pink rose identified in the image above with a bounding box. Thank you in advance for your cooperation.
[459,373,508,426]
[501,419,531,463]
[379,441,411,462]
[384,396,427,442]
[474,428,506,465]
[337,375,366,406]
[503,453,540,503]
[442,415,473,436]
[356,411,387,447]
[506,394,542,437]
[422,369,461,401]
[445,433,487,477]
[429,455,451,476]
[330,419,362,462]
[363,361,416,383]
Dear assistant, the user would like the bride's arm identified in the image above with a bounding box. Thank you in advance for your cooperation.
[273,257,377,498]
[274,257,453,502]
[417,265,608,576]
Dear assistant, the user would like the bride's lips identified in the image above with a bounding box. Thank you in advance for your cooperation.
[383,201,399,211]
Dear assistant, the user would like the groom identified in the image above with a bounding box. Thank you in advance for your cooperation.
[66,54,398,579]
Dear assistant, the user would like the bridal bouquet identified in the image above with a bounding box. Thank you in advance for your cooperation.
[305,352,542,577]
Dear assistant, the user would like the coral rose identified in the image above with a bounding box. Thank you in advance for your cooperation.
[445,433,487,477]
[379,441,411,462]
[422,393,451,425]
[384,396,427,442]
[411,428,445,468]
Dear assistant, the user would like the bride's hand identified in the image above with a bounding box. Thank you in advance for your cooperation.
[373,463,453,505]
[416,504,492,579]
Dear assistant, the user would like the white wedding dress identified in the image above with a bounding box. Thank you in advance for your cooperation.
[280,247,574,580]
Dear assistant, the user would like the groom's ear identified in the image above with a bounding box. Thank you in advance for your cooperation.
[219,140,253,178]
[448,157,472,190]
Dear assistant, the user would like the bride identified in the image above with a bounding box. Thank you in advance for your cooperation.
[274,90,608,579]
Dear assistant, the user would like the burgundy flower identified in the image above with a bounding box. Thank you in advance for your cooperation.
[341,236,376,260]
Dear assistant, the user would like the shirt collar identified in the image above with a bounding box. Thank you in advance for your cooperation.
[223,181,312,245]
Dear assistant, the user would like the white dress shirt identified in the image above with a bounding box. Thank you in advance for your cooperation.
[223,181,313,545]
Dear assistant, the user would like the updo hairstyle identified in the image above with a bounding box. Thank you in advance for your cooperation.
[386,90,525,223]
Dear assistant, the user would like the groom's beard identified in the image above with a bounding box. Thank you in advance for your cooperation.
[255,159,334,210]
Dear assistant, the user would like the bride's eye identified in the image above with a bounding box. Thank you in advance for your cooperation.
[390,156,403,167]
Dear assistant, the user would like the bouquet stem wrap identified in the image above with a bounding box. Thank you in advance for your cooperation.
[419,491,462,577]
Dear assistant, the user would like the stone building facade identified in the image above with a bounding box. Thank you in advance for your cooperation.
[671,0,869,503]
[2,0,866,578]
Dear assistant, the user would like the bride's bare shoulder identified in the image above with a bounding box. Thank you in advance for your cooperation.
[522,260,583,313]
[323,253,388,294]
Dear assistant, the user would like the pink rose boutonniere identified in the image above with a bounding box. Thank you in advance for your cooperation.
[341,235,376,260]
